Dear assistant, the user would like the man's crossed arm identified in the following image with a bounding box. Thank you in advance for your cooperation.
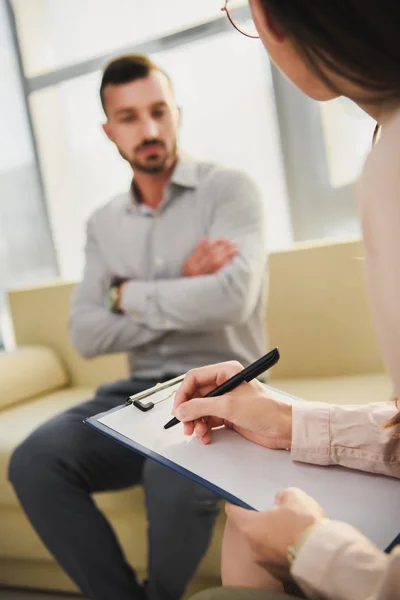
[70,171,266,358]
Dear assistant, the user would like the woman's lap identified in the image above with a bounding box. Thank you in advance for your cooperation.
[191,587,303,600]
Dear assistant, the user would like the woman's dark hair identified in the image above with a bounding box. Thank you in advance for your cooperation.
[260,1,400,104]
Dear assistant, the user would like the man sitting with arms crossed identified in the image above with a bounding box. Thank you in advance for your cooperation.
[9,54,267,600]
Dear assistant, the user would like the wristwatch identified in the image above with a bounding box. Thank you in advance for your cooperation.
[108,278,127,314]
[288,524,317,565]
[287,519,329,566]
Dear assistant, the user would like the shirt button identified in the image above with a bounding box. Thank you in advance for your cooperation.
[155,257,164,267]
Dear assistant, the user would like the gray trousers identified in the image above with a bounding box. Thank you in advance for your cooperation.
[8,376,220,600]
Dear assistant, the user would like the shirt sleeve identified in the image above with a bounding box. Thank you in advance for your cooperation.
[69,218,166,358]
[291,520,393,600]
[291,401,400,477]
[120,171,267,331]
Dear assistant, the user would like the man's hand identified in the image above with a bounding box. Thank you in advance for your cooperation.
[116,280,128,312]
[183,238,238,277]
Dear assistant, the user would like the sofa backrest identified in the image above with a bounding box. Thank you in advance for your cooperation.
[267,238,384,379]
[8,281,128,387]
[0,346,68,410]
[8,238,385,386]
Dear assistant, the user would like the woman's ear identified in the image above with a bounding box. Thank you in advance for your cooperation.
[251,0,285,44]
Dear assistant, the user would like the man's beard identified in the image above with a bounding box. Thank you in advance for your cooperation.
[123,139,177,174]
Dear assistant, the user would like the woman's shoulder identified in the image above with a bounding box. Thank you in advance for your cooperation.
[358,108,400,214]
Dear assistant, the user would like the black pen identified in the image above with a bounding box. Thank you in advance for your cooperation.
[164,347,280,430]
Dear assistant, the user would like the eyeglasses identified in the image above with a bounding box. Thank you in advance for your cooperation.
[221,0,259,39]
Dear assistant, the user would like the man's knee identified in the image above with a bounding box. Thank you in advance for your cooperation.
[143,461,220,515]
[8,429,58,497]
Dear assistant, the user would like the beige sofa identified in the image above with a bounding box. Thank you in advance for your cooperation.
[0,238,392,596]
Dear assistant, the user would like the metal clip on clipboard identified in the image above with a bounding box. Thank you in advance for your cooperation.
[127,374,186,412]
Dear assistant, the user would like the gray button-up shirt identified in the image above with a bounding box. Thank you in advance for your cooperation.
[70,156,267,378]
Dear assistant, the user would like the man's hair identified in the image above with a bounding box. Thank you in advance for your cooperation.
[100,54,172,113]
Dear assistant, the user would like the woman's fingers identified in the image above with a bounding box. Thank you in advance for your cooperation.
[183,421,194,436]
[194,419,209,439]
[174,395,237,424]
[173,361,243,411]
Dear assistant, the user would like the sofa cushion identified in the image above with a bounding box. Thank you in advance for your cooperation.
[0,346,68,411]
[0,386,93,507]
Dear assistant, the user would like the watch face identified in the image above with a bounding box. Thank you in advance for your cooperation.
[108,286,118,310]
[287,546,296,565]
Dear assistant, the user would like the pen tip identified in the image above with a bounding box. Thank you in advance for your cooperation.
[164,417,179,430]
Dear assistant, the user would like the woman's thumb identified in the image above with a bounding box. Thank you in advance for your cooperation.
[275,487,305,507]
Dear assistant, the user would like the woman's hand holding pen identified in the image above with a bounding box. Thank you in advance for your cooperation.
[172,361,292,449]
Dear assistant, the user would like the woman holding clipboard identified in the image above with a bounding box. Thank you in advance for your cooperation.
[173,1,400,598]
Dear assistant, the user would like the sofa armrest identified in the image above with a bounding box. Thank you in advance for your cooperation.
[0,346,69,411]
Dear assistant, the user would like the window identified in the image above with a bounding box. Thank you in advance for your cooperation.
[320,98,375,189]
[272,71,375,242]
[0,0,56,347]
[12,0,239,77]
[30,72,130,278]
[8,0,373,296]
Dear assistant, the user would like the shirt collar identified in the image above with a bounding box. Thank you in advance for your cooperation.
[170,155,199,189]
[126,154,199,213]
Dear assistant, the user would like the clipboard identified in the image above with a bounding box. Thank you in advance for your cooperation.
[84,380,400,550]
[127,374,185,412]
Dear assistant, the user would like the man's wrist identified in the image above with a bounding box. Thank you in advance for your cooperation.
[108,278,127,314]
